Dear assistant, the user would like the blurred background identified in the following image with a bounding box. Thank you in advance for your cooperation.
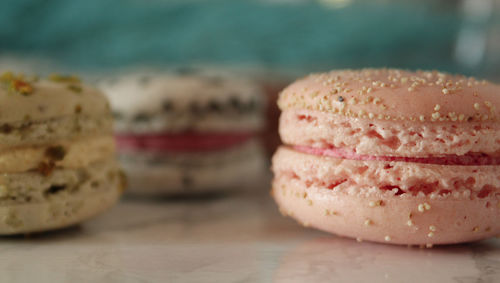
[0,0,499,80]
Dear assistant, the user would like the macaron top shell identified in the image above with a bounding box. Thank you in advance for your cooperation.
[100,72,262,114]
[278,69,499,123]
[99,71,265,133]
[0,73,110,123]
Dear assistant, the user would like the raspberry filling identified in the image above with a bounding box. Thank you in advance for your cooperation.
[117,132,254,152]
[294,145,500,166]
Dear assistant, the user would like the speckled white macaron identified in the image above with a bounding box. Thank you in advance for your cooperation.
[98,69,267,195]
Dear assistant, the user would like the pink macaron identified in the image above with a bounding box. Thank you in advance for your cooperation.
[272,69,500,246]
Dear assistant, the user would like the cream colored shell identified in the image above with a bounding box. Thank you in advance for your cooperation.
[98,71,263,116]
[0,80,110,123]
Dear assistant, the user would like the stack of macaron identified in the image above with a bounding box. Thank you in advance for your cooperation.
[98,69,267,195]
[272,69,500,245]
[0,72,123,234]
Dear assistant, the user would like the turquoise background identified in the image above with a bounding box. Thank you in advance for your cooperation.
[0,0,478,74]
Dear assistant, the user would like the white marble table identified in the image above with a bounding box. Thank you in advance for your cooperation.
[0,191,498,283]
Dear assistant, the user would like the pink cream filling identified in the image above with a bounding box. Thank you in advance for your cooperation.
[116,132,254,152]
[294,145,500,166]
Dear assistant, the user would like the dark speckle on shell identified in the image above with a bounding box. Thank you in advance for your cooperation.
[162,100,174,112]
[208,101,221,112]
[189,102,203,115]
[133,112,150,122]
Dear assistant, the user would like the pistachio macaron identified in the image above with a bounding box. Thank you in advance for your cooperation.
[0,72,124,234]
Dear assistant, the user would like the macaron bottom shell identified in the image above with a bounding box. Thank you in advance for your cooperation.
[273,177,500,245]
[0,187,121,235]
[120,139,267,195]
[0,160,124,235]
[272,147,500,245]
